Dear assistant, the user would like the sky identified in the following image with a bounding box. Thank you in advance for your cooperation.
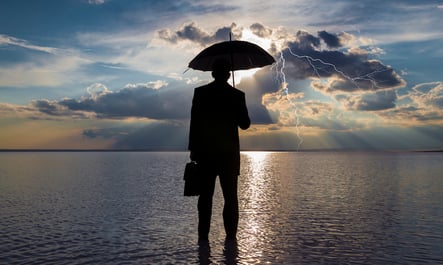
[1,0,443,150]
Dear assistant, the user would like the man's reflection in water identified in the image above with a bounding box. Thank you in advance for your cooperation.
[223,239,239,264]
[198,240,211,265]
[198,239,239,265]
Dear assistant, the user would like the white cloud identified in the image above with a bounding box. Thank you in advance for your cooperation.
[0,34,93,88]
[88,0,106,5]
[124,80,169,90]
[0,55,91,87]
[409,82,443,109]
[86,83,111,99]
[374,82,443,125]
[0,34,58,54]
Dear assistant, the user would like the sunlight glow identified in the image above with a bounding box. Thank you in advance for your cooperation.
[230,29,274,84]
[240,29,272,51]
[243,151,271,163]
[232,68,260,85]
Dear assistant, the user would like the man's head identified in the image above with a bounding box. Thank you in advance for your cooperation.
[211,58,231,81]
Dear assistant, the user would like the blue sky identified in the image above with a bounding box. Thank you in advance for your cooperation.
[1,0,442,150]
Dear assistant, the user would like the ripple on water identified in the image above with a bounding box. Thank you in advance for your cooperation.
[0,151,442,264]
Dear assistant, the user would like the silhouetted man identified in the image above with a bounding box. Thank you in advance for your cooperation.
[188,58,250,242]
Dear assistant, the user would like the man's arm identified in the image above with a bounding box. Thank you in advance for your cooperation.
[238,92,250,130]
[188,88,199,151]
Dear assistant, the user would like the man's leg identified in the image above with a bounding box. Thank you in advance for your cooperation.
[197,171,217,241]
[220,173,239,240]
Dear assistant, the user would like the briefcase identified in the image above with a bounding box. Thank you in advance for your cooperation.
[183,161,201,196]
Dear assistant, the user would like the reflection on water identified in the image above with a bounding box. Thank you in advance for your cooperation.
[239,152,280,263]
[1,151,442,264]
[236,151,443,264]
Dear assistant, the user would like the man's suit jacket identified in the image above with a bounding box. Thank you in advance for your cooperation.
[188,80,250,175]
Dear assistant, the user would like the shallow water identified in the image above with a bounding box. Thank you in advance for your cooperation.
[0,151,442,264]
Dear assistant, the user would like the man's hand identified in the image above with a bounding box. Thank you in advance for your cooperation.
[190,151,196,161]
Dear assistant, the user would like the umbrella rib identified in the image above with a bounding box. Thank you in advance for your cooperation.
[188,40,275,71]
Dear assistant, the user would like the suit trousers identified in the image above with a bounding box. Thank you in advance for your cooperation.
[197,168,239,240]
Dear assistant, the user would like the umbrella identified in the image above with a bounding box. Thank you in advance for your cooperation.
[188,36,275,86]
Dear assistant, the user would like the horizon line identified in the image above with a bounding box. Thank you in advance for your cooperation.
[0,148,442,153]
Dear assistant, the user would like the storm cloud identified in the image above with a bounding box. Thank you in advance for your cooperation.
[33,81,194,120]
[250,23,273,38]
[337,90,398,111]
[158,23,408,122]
[28,24,412,129]
[377,82,443,124]
[281,30,406,93]
[82,122,188,150]
[318,30,341,48]
[158,22,242,46]
[158,23,405,96]
[28,24,410,129]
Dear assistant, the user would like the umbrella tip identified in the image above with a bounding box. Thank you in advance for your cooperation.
[229,32,232,41]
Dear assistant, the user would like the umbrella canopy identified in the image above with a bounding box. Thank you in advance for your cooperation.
[188,40,275,71]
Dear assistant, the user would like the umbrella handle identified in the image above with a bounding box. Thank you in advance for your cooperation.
[230,32,235,88]
[231,70,235,88]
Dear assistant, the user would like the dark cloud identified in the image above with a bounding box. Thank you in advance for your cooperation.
[431,97,443,109]
[247,103,273,124]
[176,23,214,44]
[379,105,443,122]
[303,116,352,131]
[28,72,278,126]
[282,30,406,93]
[318,30,341,48]
[30,26,408,125]
[69,83,190,119]
[409,82,443,109]
[158,22,242,46]
[295,30,321,49]
[32,81,193,120]
[237,69,280,124]
[250,23,272,38]
[30,99,92,118]
[159,23,405,96]
[32,99,60,115]
[82,128,121,139]
[30,76,278,125]
[83,122,188,150]
[356,91,397,111]
[374,82,443,120]
[337,90,397,111]
[295,101,364,131]
[377,105,424,121]
[113,122,188,150]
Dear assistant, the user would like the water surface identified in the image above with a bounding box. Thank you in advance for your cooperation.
[1,151,442,264]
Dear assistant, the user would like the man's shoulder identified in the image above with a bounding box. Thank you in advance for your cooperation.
[219,82,245,97]
[194,82,245,97]
[232,87,245,96]
[194,84,211,93]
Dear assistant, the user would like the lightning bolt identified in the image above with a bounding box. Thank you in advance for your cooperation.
[273,52,303,150]
[273,46,389,150]
[286,46,390,90]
